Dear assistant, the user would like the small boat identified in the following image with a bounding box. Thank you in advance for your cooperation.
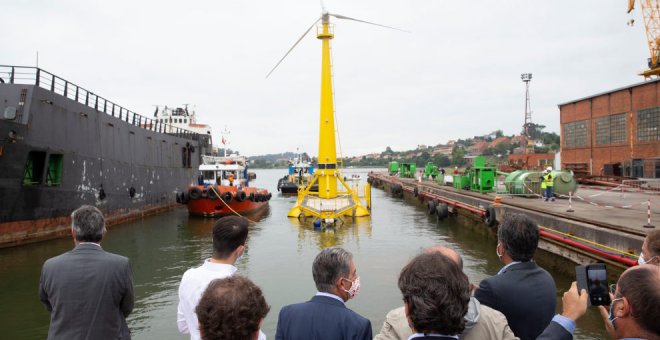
[177,154,271,217]
[277,156,317,194]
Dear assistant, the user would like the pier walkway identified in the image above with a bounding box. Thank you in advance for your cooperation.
[369,172,656,271]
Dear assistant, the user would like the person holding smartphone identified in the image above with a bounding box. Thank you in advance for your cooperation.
[538,265,660,340]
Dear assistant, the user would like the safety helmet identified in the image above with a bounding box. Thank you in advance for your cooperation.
[546,166,552,172]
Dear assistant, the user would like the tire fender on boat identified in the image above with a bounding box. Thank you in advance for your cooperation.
[413,186,419,197]
[221,191,233,204]
[207,187,218,200]
[181,192,190,204]
[189,187,202,200]
[249,192,256,202]
[235,191,247,202]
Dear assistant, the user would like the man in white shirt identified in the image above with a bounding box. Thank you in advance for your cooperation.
[177,215,262,340]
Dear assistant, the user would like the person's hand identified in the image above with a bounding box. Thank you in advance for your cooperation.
[561,281,588,321]
[597,290,617,340]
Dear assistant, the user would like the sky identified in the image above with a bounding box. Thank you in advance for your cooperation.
[2,0,652,157]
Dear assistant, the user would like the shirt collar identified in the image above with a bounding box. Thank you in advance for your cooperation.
[77,242,101,247]
[202,259,238,274]
[497,261,522,275]
[315,292,345,304]
[407,333,459,339]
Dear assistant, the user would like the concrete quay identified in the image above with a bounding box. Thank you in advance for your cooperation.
[368,172,655,273]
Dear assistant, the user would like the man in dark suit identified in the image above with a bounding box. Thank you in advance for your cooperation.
[398,251,471,340]
[275,247,371,340]
[474,213,556,340]
[39,205,134,340]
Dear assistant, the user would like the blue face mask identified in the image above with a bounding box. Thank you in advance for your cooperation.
[608,297,623,327]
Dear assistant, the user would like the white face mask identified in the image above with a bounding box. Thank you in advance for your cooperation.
[638,253,658,265]
[496,242,503,259]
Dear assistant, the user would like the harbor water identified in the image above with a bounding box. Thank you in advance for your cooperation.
[0,168,608,339]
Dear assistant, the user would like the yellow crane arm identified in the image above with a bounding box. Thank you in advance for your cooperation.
[627,0,660,77]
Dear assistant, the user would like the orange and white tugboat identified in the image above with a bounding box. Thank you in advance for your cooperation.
[177,154,271,217]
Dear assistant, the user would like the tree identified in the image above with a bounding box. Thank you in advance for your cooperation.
[451,145,467,166]
[385,146,393,153]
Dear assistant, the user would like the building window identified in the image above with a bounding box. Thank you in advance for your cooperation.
[23,151,47,185]
[184,119,187,124]
[563,120,588,148]
[638,107,660,141]
[596,113,626,145]
[46,154,64,186]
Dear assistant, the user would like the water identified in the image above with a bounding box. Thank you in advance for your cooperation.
[0,168,607,339]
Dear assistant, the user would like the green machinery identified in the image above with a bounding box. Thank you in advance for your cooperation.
[388,161,399,176]
[399,162,417,178]
[452,156,496,193]
[503,170,578,197]
[423,162,439,179]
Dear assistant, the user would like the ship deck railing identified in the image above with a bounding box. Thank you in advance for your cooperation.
[0,65,202,141]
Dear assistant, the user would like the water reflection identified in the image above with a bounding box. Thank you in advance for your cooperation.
[290,217,373,251]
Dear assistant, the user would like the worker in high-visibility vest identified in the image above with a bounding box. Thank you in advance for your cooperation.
[542,166,555,202]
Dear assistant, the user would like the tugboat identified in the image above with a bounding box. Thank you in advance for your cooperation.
[177,154,271,217]
[277,155,317,194]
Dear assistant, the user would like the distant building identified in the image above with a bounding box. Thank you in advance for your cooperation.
[559,79,660,178]
[431,145,453,156]
[468,141,489,155]
[508,153,555,170]
[417,144,428,150]
[488,136,511,149]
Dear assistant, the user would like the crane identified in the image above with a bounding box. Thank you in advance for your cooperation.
[628,0,660,78]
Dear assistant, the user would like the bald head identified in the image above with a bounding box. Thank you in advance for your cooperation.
[617,265,660,337]
[425,245,463,270]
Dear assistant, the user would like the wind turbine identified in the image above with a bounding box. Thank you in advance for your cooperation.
[268,6,406,224]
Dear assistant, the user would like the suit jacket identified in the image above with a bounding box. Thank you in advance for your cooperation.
[39,243,134,340]
[374,302,518,340]
[535,321,572,340]
[275,295,372,340]
[474,261,556,340]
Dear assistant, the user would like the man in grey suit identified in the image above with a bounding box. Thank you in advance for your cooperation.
[39,205,134,340]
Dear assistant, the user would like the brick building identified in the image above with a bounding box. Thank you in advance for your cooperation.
[559,79,660,178]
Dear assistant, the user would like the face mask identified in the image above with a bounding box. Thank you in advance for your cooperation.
[638,253,658,265]
[342,276,361,299]
[496,242,503,259]
[608,297,623,328]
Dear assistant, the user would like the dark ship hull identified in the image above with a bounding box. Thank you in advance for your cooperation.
[0,66,211,248]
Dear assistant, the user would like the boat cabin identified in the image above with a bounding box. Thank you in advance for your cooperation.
[199,155,248,187]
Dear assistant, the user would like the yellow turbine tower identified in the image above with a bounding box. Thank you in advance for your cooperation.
[267,10,405,225]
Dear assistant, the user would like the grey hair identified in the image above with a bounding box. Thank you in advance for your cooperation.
[71,205,106,242]
[312,247,353,293]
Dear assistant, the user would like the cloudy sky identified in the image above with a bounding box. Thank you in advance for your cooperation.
[3,0,651,157]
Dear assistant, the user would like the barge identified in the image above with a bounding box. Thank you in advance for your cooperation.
[0,66,211,248]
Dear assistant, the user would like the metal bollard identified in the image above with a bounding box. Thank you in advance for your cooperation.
[643,198,655,228]
[566,192,574,213]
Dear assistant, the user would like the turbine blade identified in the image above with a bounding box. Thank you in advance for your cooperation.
[330,13,409,33]
[266,16,322,78]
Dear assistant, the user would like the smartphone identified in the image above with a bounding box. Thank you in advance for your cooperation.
[575,263,611,306]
